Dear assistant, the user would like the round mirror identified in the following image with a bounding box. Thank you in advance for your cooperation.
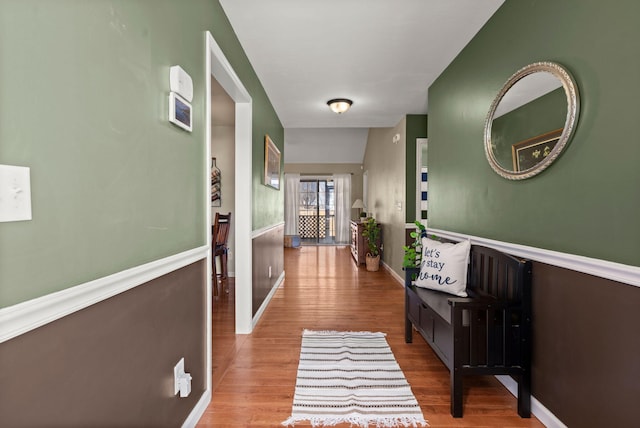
[484,62,579,180]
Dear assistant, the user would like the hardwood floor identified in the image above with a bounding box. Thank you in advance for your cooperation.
[198,246,545,427]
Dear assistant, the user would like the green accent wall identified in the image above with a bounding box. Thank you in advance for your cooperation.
[204,3,285,230]
[0,0,283,307]
[428,0,640,266]
[405,115,428,223]
[252,131,284,230]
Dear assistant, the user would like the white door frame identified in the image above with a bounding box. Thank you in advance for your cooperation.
[416,138,428,225]
[205,30,253,381]
[171,32,254,428]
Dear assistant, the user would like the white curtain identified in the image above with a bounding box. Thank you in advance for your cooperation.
[333,173,351,244]
[284,173,300,236]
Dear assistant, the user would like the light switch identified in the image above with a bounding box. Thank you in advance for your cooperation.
[0,165,32,222]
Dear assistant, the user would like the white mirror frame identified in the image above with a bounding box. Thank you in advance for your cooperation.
[484,61,580,180]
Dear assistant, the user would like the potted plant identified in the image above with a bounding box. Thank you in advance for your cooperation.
[403,220,426,269]
[361,217,381,271]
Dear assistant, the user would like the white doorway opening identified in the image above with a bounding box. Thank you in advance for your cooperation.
[205,28,253,377]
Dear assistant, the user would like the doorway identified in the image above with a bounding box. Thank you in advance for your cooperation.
[187,29,253,428]
[206,32,252,337]
[416,138,428,224]
[299,179,335,245]
[210,76,235,292]
[204,31,253,401]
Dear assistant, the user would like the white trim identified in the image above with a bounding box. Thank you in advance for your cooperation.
[495,376,567,428]
[208,36,251,103]
[429,228,640,288]
[252,271,285,330]
[204,32,214,400]
[181,390,211,428]
[0,246,209,344]
[205,31,254,336]
[234,101,253,335]
[405,221,427,230]
[415,138,428,221]
[252,221,285,239]
[381,260,404,286]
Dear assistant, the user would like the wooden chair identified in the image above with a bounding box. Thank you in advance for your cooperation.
[212,212,231,296]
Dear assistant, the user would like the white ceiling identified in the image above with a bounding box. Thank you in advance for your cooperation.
[219,0,505,164]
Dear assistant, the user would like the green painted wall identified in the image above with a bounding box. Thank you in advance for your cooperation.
[405,115,428,223]
[0,0,282,307]
[204,2,284,231]
[428,0,640,266]
[253,131,284,230]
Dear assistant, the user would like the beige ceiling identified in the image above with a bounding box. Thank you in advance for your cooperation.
[219,0,505,163]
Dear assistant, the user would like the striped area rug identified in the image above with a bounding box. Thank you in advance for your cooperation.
[282,330,427,427]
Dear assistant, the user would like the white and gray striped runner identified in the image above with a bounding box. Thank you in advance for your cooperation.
[282,330,427,427]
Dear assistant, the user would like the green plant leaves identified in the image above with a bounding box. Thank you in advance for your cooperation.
[402,221,426,268]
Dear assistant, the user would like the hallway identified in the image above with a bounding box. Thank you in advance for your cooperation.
[198,246,544,427]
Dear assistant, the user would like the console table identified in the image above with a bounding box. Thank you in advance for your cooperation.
[350,221,365,264]
[350,220,382,265]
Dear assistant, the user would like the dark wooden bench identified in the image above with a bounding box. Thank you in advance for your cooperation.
[405,242,532,418]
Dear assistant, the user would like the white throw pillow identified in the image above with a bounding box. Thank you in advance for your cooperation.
[414,237,470,297]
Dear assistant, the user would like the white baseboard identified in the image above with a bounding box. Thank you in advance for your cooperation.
[181,390,211,428]
[252,271,285,329]
[495,376,567,428]
[0,245,209,343]
[381,261,404,286]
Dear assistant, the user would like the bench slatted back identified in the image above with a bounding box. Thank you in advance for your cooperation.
[468,245,530,303]
[465,245,532,368]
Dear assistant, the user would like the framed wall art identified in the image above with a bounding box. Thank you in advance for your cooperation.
[264,134,281,190]
[211,157,221,207]
[512,128,563,172]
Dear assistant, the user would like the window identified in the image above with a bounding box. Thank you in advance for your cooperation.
[298,179,335,244]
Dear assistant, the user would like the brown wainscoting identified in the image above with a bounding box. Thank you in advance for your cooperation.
[531,261,640,427]
[252,224,284,316]
[0,260,207,427]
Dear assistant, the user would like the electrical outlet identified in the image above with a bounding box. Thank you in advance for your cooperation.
[174,357,192,398]
[174,358,185,395]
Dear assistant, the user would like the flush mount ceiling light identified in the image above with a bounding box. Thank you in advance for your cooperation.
[327,98,353,114]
